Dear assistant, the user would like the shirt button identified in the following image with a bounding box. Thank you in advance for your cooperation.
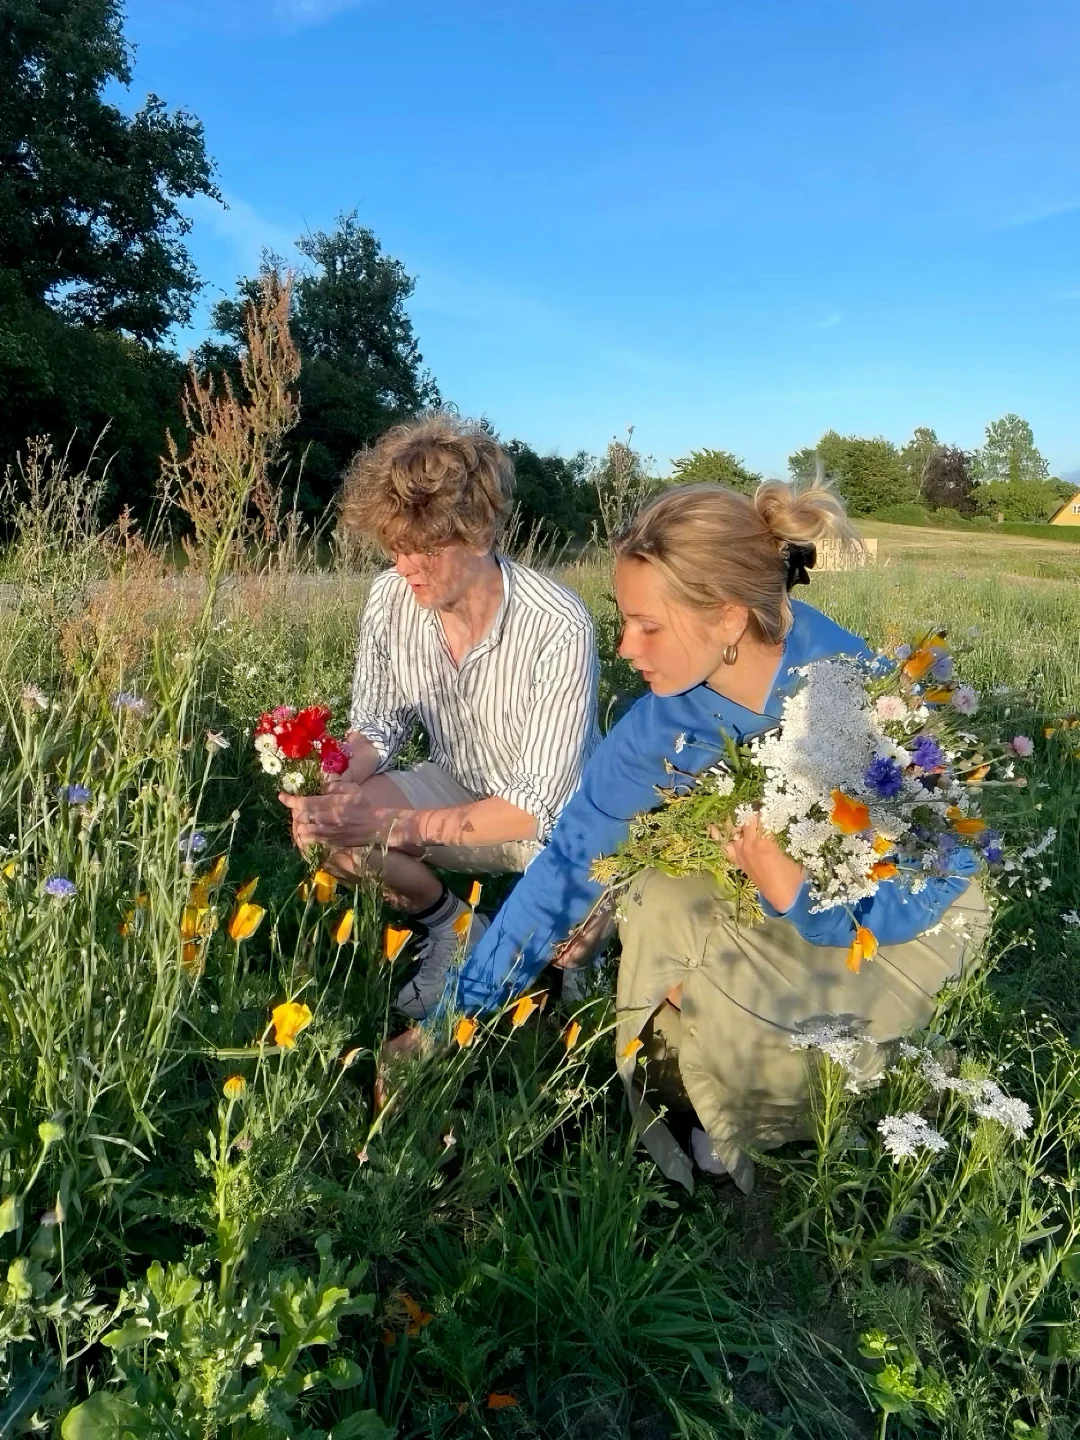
[686,1024,698,1040]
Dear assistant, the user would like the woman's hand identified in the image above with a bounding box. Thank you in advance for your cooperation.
[278,791,423,854]
[724,812,805,913]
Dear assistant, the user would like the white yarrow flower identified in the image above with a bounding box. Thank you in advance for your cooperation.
[791,1019,871,1071]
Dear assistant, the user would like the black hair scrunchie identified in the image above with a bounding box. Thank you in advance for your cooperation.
[785,541,816,590]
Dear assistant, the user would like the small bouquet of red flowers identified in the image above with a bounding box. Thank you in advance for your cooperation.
[253,705,351,794]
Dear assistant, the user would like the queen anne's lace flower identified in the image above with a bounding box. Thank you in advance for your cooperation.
[790,1020,871,1071]
[878,1112,948,1160]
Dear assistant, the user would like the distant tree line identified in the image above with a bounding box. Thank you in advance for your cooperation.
[0,3,1071,542]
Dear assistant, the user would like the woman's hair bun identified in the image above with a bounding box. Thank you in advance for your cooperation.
[753,479,855,546]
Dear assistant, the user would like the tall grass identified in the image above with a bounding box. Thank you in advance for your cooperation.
[1,303,1079,1436]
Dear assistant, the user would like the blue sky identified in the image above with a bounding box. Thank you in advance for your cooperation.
[123,0,1080,478]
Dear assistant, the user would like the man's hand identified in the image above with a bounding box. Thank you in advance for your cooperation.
[278,791,424,855]
[724,812,805,913]
[551,896,615,971]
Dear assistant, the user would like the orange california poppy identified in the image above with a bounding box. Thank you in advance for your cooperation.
[452,910,473,940]
[270,1000,313,1048]
[962,763,991,785]
[511,995,539,1027]
[902,648,936,681]
[332,909,354,945]
[952,817,987,836]
[454,1016,478,1048]
[466,879,482,907]
[872,834,894,855]
[846,925,879,973]
[923,687,954,704]
[235,877,259,903]
[830,790,871,835]
[563,1020,582,1051]
[222,1075,246,1100]
[383,925,412,962]
[180,941,204,976]
[870,860,898,881]
[620,1036,644,1060]
[227,901,265,941]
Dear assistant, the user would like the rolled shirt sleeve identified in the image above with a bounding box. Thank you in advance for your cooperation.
[348,574,416,769]
[496,624,599,841]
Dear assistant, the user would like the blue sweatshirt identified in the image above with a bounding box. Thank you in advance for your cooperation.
[444,600,978,1016]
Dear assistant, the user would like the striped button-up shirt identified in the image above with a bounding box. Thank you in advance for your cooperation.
[349,557,600,841]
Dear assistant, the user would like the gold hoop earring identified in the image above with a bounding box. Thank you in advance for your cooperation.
[722,643,739,666]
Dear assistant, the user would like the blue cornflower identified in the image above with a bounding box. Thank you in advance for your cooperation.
[930,655,954,683]
[936,831,960,857]
[979,829,1003,864]
[909,734,946,771]
[59,784,91,805]
[43,876,77,900]
[179,831,207,859]
[864,755,904,799]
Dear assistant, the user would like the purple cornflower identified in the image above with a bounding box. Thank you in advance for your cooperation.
[864,755,904,799]
[979,829,1003,864]
[43,876,77,900]
[179,831,207,859]
[930,655,954,683]
[59,784,91,805]
[909,734,946,772]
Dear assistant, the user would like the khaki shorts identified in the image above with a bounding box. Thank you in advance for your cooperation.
[386,761,542,875]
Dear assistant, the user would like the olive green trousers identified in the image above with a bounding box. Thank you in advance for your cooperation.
[615,870,990,1194]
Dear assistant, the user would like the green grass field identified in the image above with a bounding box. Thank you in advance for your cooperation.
[2,473,1080,1440]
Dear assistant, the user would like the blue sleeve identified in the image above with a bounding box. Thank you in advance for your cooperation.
[762,848,981,947]
[438,704,667,1018]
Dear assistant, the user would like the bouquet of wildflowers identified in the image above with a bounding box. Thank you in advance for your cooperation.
[253,705,351,795]
[593,629,1051,959]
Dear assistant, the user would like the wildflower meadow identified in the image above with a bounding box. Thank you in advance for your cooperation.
[1,283,1080,1440]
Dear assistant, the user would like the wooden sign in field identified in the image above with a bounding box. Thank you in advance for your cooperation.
[816,537,878,571]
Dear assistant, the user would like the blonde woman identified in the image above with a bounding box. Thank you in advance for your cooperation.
[434,481,988,1193]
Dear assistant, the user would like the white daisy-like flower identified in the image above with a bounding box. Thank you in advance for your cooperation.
[281,770,305,794]
[878,1112,948,1161]
[259,751,284,776]
[254,732,279,755]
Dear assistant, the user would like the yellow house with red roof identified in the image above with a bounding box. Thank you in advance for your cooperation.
[1050,490,1080,526]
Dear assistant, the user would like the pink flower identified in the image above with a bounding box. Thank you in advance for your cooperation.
[1010,735,1034,758]
[875,695,908,721]
[318,737,351,775]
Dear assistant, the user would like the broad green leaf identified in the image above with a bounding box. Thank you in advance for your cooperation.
[101,1319,154,1350]
[61,1391,141,1440]
[0,1194,21,1235]
[330,1411,394,1440]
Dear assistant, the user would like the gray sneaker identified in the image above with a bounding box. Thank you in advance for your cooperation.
[395,913,490,1022]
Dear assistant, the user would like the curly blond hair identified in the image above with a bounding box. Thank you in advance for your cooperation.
[340,413,514,554]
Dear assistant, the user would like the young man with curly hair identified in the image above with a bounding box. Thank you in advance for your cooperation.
[280,414,599,1019]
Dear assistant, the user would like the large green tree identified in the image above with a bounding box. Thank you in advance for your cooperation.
[970,414,1049,485]
[505,440,596,543]
[788,431,915,515]
[0,0,219,515]
[206,214,439,512]
[669,448,761,494]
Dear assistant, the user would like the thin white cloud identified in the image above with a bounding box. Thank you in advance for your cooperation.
[1003,199,1080,229]
[272,0,369,27]
[185,191,301,274]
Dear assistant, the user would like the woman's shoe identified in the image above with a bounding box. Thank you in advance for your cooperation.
[690,1126,729,1176]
